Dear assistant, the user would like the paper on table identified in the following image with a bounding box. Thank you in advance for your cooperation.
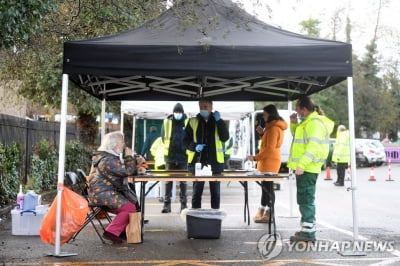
[262,172,278,176]
[246,170,263,176]
[245,171,278,176]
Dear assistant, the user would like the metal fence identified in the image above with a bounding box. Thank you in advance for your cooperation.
[0,114,77,183]
[385,147,400,163]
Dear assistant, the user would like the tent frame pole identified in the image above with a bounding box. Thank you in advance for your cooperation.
[340,77,366,256]
[120,111,124,133]
[132,115,137,152]
[347,77,360,240]
[101,99,106,139]
[286,101,297,218]
[47,74,77,257]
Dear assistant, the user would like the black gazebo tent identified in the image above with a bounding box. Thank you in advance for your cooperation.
[63,0,352,101]
[53,0,358,257]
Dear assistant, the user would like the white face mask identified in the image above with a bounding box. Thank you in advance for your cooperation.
[174,113,183,120]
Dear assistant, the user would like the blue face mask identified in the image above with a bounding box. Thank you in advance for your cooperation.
[200,110,209,118]
[174,113,183,120]
[298,116,305,122]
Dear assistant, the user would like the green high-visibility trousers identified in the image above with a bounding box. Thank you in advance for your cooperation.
[296,171,318,237]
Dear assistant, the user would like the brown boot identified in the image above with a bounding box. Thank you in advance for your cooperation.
[256,209,270,223]
[253,208,264,222]
[254,208,270,223]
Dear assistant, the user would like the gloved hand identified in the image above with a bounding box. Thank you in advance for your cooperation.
[195,144,206,152]
[213,111,221,121]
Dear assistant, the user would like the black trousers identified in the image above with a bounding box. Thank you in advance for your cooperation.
[164,162,187,203]
[192,181,220,209]
[187,163,223,209]
[336,163,347,185]
[260,181,274,207]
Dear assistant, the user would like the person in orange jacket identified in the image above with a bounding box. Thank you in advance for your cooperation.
[248,105,288,223]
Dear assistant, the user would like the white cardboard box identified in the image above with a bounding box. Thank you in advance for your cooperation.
[135,181,162,199]
[11,206,48,235]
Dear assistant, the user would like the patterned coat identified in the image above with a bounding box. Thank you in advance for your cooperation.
[88,151,138,208]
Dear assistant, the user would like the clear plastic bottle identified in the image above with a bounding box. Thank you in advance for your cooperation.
[244,160,253,170]
[16,185,24,210]
[195,162,202,176]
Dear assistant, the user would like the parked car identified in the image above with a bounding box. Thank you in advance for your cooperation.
[325,138,386,168]
[355,138,387,167]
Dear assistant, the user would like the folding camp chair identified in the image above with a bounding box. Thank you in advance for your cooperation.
[76,169,114,220]
[65,171,112,244]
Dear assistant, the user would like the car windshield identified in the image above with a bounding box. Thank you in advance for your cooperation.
[370,140,384,149]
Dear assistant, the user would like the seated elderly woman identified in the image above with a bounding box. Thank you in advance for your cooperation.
[88,131,146,244]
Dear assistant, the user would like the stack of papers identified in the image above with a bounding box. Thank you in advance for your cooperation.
[245,171,277,176]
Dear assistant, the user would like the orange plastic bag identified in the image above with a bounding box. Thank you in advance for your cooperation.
[40,186,89,246]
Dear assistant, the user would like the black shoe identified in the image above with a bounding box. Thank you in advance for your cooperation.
[103,231,123,244]
[180,202,187,212]
[161,203,171,213]
[334,182,344,186]
[119,231,127,240]
[290,233,316,243]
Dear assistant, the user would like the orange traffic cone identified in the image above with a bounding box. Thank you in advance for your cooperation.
[324,166,332,180]
[386,159,394,181]
[368,166,376,181]
[345,165,351,181]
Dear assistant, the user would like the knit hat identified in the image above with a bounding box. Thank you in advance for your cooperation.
[173,103,184,113]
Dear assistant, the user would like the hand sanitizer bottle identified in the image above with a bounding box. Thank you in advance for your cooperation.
[195,162,202,176]
[16,185,24,210]
[244,160,253,170]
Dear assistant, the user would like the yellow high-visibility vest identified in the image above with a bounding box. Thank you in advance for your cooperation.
[224,137,233,156]
[332,130,350,163]
[150,137,165,168]
[187,118,224,163]
[287,111,334,173]
[162,118,188,156]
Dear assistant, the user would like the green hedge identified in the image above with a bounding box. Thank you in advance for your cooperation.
[0,140,92,207]
[0,143,21,208]
[28,139,92,192]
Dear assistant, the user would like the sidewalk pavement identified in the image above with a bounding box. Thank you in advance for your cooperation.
[1,177,399,265]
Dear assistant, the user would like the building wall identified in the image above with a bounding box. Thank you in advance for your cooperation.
[0,86,28,118]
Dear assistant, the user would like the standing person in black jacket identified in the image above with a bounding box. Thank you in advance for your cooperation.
[161,103,188,213]
[184,99,229,209]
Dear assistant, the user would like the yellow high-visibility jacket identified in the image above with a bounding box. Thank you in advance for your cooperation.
[288,111,334,173]
[150,137,165,168]
[186,118,225,164]
[332,129,350,163]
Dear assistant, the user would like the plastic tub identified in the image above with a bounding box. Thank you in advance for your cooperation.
[182,209,226,239]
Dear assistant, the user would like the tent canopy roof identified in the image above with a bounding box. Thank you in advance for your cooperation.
[63,0,352,102]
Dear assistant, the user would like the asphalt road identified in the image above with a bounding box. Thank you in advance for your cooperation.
[1,164,400,265]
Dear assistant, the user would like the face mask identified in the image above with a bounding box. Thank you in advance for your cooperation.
[298,116,305,122]
[174,113,183,120]
[200,110,209,118]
